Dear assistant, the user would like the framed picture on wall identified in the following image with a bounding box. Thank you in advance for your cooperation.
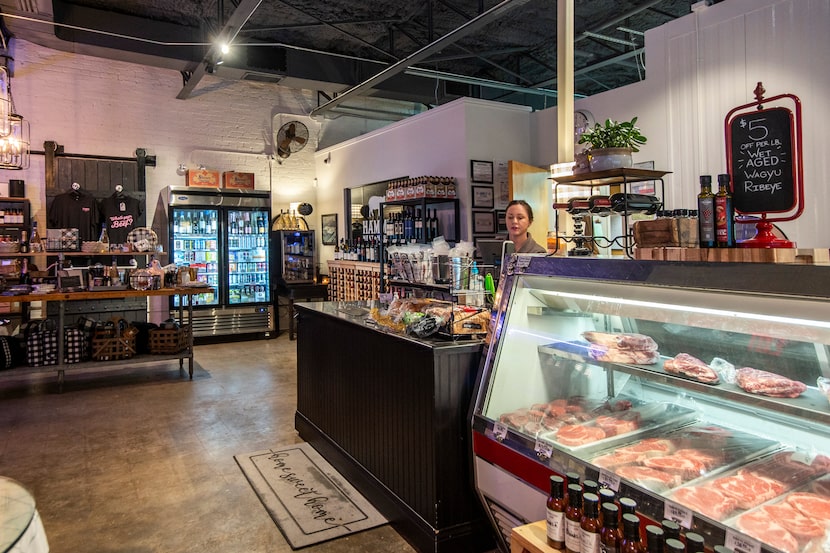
[321,213,338,245]
[472,210,495,234]
[471,185,495,209]
[495,209,507,233]
[470,160,494,183]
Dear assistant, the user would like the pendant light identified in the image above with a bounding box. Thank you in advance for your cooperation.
[0,54,29,170]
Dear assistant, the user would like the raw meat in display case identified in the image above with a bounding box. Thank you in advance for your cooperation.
[470,257,830,553]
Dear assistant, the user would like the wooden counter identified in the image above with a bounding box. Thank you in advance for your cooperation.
[294,301,494,553]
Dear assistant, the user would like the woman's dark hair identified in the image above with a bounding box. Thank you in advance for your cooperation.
[506,199,534,223]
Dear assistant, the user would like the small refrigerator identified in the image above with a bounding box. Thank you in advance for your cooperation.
[273,230,317,284]
[157,186,275,339]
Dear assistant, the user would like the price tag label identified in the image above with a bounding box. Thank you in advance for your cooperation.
[492,422,507,441]
[790,450,813,465]
[725,530,761,553]
[598,470,621,492]
[535,439,553,459]
[663,501,693,529]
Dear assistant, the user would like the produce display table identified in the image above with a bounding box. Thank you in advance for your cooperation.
[510,521,555,553]
[0,287,206,390]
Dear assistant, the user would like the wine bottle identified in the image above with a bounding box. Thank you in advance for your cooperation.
[19,258,30,285]
[99,223,110,252]
[19,230,28,253]
[715,173,735,247]
[697,175,716,248]
[30,221,43,253]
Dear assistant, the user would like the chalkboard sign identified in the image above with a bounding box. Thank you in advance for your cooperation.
[729,107,795,214]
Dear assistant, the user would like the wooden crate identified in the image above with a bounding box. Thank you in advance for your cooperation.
[148,326,188,354]
[91,328,137,361]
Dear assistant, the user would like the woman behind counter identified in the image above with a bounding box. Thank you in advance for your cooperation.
[506,199,547,254]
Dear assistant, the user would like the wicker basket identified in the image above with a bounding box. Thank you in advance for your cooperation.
[148,325,188,354]
[0,241,20,253]
[91,326,137,361]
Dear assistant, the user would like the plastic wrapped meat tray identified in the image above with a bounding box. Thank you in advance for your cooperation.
[539,340,721,386]
[536,399,698,456]
[667,449,830,523]
[589,423,780,496]
[722,470,830,553]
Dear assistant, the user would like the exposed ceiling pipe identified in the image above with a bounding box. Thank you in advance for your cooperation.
[310,0,532,118]
[177,0,262,100]
[404,67,559,98]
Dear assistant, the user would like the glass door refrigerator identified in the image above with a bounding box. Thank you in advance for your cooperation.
[161,186,274,340]
[274,230,317,284]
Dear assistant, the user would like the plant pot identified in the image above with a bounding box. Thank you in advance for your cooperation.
[588,147,633,172]
[573,151,591,174]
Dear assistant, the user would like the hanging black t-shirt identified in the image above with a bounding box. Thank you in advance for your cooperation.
[99,193,143,244]
[48,190,101,242]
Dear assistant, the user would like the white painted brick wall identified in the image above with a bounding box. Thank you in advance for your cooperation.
[4,39,321,228]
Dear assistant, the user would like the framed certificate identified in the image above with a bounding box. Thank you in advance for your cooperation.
[471,186,495,209]
[472,211,495,234]
[471,160,494,183]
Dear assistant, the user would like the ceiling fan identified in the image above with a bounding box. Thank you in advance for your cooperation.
[276,121,309,159]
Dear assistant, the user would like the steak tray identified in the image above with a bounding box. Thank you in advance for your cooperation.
[538,340,721,386]
[588,423,781,497]
[721,471,830,553]
[537,400,698,456]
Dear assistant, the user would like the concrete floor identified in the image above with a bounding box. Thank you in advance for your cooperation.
[0,334,417,553]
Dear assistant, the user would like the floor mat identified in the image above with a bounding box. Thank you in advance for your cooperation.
[235,442,387,549]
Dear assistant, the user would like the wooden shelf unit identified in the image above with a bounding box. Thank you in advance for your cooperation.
[326,260,381,301]
[0,287,205,391]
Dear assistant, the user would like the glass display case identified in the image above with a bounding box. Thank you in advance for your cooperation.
[471,256,830,553]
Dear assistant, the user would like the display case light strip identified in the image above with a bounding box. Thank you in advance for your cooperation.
[540,290,830,331]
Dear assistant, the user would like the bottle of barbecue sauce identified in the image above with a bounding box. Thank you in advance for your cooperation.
[600,502,621,553]
[546,475,566,549]
[581,493,601,553]
[565,483,584,553]
[620,513,645,553]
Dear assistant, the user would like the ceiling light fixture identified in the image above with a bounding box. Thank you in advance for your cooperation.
[0,54,29,170]
[616,26,645,36]
[583,31,638,47]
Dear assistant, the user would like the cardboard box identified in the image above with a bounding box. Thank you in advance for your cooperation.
[186,169,220,188]
[222,171,255,189]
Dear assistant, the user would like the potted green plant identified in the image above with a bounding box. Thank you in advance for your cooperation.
[577,117,647,172]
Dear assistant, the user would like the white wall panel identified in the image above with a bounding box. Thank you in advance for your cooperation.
[533,0,829,248]
[314,98,532,261]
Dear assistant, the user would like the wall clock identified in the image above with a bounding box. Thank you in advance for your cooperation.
[575,109,596,142]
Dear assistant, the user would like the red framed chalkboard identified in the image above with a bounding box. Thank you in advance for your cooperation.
[725,83,803,223]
